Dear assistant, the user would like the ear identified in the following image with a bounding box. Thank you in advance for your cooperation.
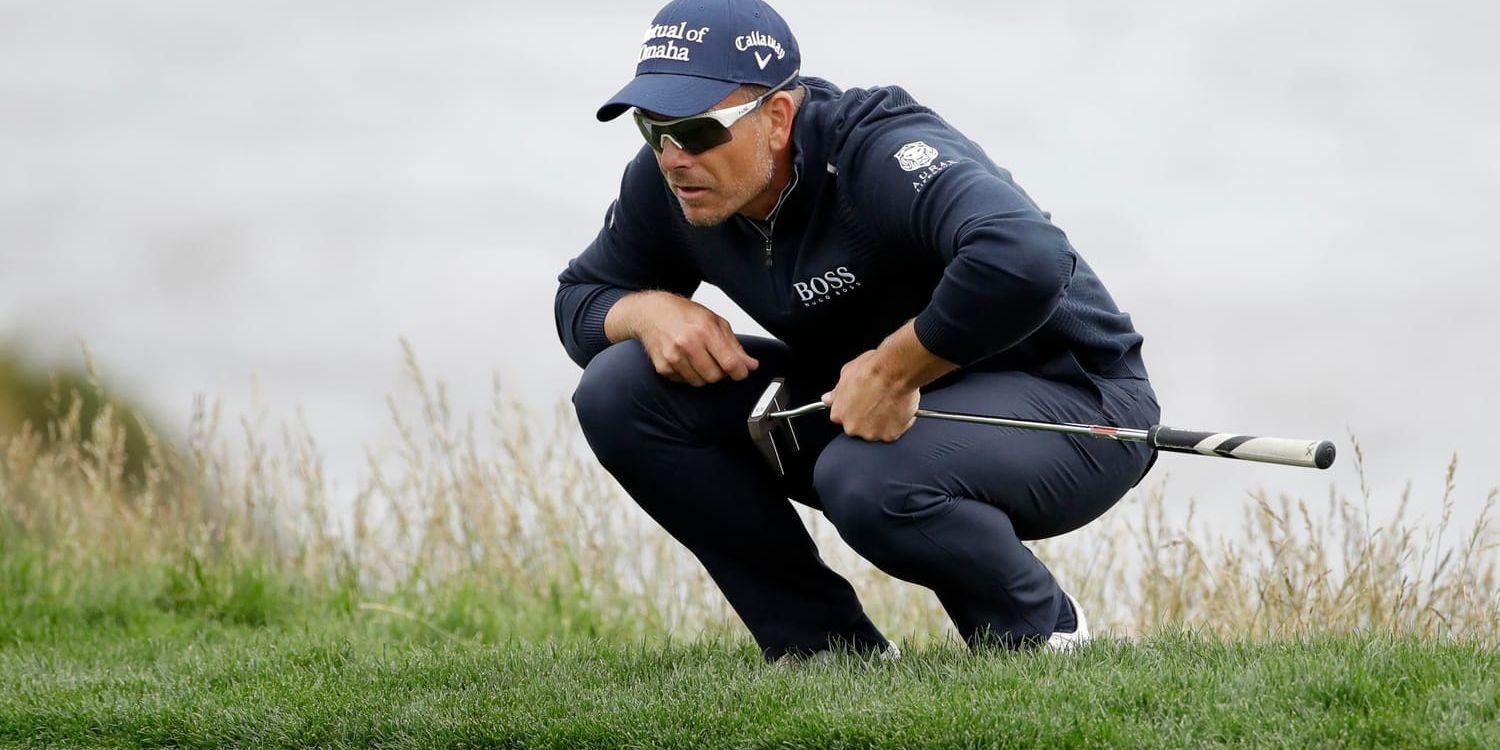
[763,91,797,151]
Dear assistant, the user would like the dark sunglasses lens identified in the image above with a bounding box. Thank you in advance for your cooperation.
[635,113,733,155]
[634,113,662,152]
[669,118,732,154]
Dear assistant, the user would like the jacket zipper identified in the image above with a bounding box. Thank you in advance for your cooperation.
[756,163,801,268]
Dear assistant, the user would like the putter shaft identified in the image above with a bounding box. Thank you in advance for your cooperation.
[769,402,1150,442]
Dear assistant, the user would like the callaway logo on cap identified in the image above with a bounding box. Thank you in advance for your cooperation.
[596,0,801,122]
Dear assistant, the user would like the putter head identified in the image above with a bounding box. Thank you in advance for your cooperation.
[747,378,801,477]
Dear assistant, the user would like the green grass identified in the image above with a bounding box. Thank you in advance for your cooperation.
[4,353,1497,748]
[1,611,1495,749]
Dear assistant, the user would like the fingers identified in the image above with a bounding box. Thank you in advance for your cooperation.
[674,325,759,387]
[729,322,760,373]
[826,401,918,442]
[648,349,692,385]
[643,308,760,387]
[705,325,758,381]
[655,340,717,386]
[654,362,684,384]
[682,345,723,386]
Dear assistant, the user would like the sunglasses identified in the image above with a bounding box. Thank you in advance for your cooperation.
[633,69,800,155]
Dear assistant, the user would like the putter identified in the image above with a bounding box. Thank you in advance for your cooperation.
[747,377,1336,477]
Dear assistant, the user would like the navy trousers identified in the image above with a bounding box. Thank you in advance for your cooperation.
[571,334,1160,659]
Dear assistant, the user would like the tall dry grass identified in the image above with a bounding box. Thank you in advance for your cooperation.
[2,342,1496,645]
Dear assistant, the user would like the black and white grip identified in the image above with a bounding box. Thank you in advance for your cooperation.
[1147,426,1336,469]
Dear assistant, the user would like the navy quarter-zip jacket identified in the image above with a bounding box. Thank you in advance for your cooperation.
[555,77,1148,395]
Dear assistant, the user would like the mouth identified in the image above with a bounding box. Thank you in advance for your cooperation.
[673,185,710,201]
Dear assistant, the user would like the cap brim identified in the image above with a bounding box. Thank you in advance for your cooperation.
[596,73,740,122]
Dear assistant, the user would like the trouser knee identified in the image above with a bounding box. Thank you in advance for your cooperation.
[571,336,793,466]
[570,339,666,464]
[814,440,950,555]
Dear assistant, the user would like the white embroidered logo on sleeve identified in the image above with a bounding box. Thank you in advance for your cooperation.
[893,141,939,172]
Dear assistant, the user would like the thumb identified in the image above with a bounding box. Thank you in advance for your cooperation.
[820,391,833,405]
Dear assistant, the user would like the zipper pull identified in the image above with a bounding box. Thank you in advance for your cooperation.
[764,239,773,268]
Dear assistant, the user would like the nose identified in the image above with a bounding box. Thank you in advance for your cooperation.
[658,136,695,170]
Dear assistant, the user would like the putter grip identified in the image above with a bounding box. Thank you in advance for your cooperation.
[1147,426,1336,469]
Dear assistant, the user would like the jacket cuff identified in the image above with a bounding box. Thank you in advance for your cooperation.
[578,286,634,358]
[911,308,972,368]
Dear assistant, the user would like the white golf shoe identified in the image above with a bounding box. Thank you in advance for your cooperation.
[1045,592,1091,652]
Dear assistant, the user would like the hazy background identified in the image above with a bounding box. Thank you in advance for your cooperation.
[3,0,1497,527]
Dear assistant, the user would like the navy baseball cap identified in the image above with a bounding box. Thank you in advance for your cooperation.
[596,0,801,122]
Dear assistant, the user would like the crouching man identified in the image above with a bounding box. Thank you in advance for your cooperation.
[555,0,1159,661]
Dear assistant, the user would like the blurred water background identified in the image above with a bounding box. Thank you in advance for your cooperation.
[3,0,1497,527]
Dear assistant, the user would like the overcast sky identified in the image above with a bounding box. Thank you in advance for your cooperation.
[3,0,1497,530]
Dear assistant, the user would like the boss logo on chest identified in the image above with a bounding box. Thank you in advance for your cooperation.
[792,266,861,306]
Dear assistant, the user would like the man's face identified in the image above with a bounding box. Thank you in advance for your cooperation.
[646,91,776,228]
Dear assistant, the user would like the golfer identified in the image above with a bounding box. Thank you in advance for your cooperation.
[555,0,1159,661]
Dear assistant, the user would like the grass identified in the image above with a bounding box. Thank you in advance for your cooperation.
[2,616,1496,749]
[1,341,1498,747]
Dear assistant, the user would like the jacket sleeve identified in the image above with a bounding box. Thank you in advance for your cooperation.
[837,91,1076,368]
[555,147,701,369]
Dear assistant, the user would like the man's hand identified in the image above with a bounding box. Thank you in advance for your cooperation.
[820,320,958,442]
[606,291,759,386]
[820,349,921,442]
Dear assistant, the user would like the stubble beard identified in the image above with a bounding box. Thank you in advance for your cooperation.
[680,121,775,228]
